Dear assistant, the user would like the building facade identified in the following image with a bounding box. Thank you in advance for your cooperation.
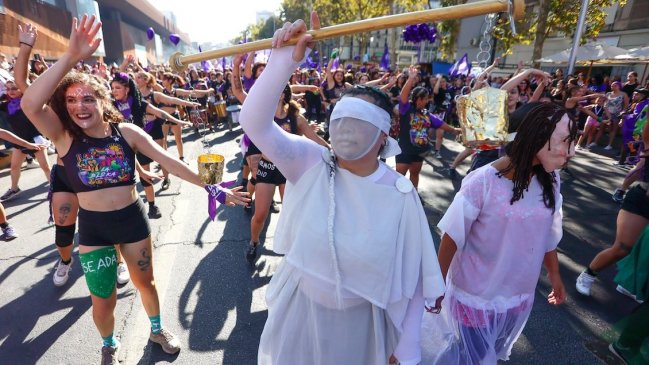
[455,0,649,79]
[0,0,191,65]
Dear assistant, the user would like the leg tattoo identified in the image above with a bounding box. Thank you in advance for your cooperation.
[137,248,151,272]
[57,203,72,225]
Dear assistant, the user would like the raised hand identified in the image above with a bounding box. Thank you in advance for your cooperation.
[18,23,38,46]
[271,11,321,62]
[408,65,419,80]
[232,53,245,68]
[67,14,102,62]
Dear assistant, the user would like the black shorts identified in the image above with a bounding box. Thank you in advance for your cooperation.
[469,149,500,172]
[78,199,151,246]
[164,111,180,126]
[395,153,424,164]
[145,118,164,140]
[17,147,37,156]
[256,158,286,185]
[136,152,153,166]
[51,164,74,194]
[621,184,649,220]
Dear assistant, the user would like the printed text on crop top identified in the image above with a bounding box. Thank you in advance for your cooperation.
[60,124,137,193]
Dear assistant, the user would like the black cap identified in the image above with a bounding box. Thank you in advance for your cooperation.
[635,87,649,98]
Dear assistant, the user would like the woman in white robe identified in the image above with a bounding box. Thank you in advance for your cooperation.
[238,13,445,365]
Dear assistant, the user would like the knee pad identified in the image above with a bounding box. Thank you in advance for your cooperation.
[55,224,76,247]
[140,176,152,187]
[79,246,117,298]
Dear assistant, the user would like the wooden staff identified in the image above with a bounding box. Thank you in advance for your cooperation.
[170,0,524,72]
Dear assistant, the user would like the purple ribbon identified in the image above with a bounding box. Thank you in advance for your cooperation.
[205,180,236,221]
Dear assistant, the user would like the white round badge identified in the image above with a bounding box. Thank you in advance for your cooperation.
[395,177,413,193]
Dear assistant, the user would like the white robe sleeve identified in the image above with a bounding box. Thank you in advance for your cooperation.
[239,47,324,183]
[393,276,424,365]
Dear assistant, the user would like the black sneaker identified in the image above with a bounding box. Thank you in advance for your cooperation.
[154,164,162,172]
[270,201,280,214]
[148,204,162,219]
[161,177,171,190]
[179,157,189,165]
[0,188,21,201]
[612,189,625,203]
[245,242,258,263]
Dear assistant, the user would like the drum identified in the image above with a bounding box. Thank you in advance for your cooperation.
[456,87,509,148]
[197,153,224,185]
[214,101,227,118]
[189,108,208,129]
[226,105,242,124]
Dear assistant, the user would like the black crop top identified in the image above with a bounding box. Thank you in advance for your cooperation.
[159,88,178,108]
[60,124,137,193]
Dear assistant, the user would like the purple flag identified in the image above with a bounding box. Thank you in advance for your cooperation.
[221,57,226,71]
[332,57,340,70]
[449,53,471,77]
[198,46,211,72]
[379,44,390,70]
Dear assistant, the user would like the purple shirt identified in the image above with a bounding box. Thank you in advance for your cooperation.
[398,100,444,129]
[243,76,255,93]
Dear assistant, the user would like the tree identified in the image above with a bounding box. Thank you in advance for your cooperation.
[279,0,427,63]
[492,0,627,67]
[436,0,468,62]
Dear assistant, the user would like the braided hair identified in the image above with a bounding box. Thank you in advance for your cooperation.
[500,102,578,213]
[111,72,146,128]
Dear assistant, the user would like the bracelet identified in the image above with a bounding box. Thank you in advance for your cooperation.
[19,41,33,48]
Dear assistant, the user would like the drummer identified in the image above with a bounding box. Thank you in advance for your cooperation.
[208,71,228,126]
[159,72,214,163]
[134,71,201,190]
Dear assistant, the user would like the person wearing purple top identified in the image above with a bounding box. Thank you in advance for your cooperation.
[243,50,266,92]
[395,66,459,189]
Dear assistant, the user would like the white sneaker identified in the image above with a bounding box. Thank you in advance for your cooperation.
[117,262,130,285]
[53,258,73,287]
[616,285,644,304]
[587,143,597,148]
[576,271,596,296]
[604,145,613,150]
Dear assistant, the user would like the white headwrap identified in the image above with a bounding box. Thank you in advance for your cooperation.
[330,97,401,159]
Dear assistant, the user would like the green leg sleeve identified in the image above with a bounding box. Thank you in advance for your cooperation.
[79,246,118,299]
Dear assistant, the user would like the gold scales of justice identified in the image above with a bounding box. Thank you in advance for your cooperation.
[171,0,525,183]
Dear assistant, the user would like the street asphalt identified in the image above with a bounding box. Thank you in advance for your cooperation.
[0,122,639,365]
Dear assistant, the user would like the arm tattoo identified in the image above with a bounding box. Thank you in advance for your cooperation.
[137,248,151,272]
[233,75,243,92]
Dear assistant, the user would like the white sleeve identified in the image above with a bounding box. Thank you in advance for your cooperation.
[238,47,324,183]
[393,276,424,365]
[437,193,480,250]
[437,170,484,250]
